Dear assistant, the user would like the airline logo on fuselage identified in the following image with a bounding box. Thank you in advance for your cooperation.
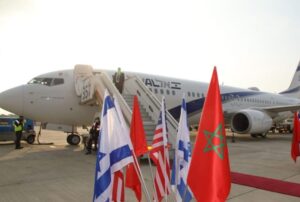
[143,78,181,90]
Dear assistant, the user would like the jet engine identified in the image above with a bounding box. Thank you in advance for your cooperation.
[231,109,273,134]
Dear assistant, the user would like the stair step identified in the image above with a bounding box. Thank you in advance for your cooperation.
[122,93,174,147]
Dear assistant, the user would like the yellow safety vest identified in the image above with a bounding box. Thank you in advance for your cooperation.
[14,120,23,132]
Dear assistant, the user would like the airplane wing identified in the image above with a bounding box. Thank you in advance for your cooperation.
[252,104,300,113]
[223,104,300,126]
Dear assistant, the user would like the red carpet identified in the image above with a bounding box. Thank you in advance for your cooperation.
[231,172,300,197]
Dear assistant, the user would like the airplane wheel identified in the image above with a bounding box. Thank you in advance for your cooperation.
[26,135,35,144]
[67,135,72,144]
[67,134,81,145]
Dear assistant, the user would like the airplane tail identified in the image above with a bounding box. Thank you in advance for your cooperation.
[280,60,300,98]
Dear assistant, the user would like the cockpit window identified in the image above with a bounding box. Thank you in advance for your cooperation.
[53,78,64,85]
[40,78,52,86]
[28,77,64,86]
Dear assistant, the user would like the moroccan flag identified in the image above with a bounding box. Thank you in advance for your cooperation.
[187,67,231,202]
[125,95,148,201]
[291,112,300,162]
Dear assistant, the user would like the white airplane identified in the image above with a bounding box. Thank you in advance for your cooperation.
[0,62,300,145]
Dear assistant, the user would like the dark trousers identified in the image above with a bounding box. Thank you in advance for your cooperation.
[86,133,99,152]
[15,131,22,149]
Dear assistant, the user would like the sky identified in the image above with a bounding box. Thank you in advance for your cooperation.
[0,0,300,114]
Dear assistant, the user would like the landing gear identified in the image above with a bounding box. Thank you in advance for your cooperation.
[260,133,267,138]
[67,134,81,145]
[251,133,267,138]
[251,134,258,138]
[66,125,81,145]
[231,131,236,143]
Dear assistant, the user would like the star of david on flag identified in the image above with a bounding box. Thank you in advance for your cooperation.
[171,96,193,202]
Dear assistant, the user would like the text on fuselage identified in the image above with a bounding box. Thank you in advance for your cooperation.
[143,78,181,90]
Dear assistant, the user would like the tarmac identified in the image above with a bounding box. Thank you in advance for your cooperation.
[0,130,299,202]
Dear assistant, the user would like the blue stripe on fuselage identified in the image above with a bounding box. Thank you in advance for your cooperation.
[168,91,263,120]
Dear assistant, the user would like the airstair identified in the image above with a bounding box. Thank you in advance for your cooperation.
[73,64,178,149]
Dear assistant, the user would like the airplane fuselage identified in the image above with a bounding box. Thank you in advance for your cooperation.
[0,69,299,133]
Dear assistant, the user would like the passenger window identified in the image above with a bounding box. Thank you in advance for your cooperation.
[172,90,176,95]
[166,89,170,95]
[160,89,164,94]
[188,92,191,97]
[192,92,195,97]
[197,93,200,97]
[154,89,158,94]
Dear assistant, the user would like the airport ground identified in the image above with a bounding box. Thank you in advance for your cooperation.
[0,130,299,202]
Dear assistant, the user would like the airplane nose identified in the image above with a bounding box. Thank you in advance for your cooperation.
[0,86,24,115]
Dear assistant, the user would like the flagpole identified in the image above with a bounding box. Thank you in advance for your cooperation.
[131,151,152,202]
[174,149,179,200]
[173,122,180,199]
[162,97,167,202]
[147,153,159,202]
[164,147,177,202]
[164,147,168,202]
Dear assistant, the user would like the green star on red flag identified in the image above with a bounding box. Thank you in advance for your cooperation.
[203,123,225,160]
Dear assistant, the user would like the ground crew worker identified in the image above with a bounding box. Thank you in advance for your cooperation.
[14,116,24,149]
[85,117,100,155]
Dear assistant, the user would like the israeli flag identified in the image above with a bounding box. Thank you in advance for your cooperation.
[93,90,133,202]
[113,95,132,149]
[171,96,193,202]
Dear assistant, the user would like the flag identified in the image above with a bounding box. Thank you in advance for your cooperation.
[112,170,124,202]
[125,95,148,201]
[291,112,300,162]
[187,67,231,202]
[150,97,171,202]
[129,96,148,156]
[112,96,131,201]
[113,95,130,139]
[93,90,133,202]
[171,96,192,202]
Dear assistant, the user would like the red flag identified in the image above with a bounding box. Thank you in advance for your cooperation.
[291,112,300,162]
[187,67,231,202]
[129,96,148,156]
[125,96,148,201]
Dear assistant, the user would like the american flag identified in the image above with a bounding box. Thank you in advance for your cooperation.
[150,97,171,202]
[112,170,124,202]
